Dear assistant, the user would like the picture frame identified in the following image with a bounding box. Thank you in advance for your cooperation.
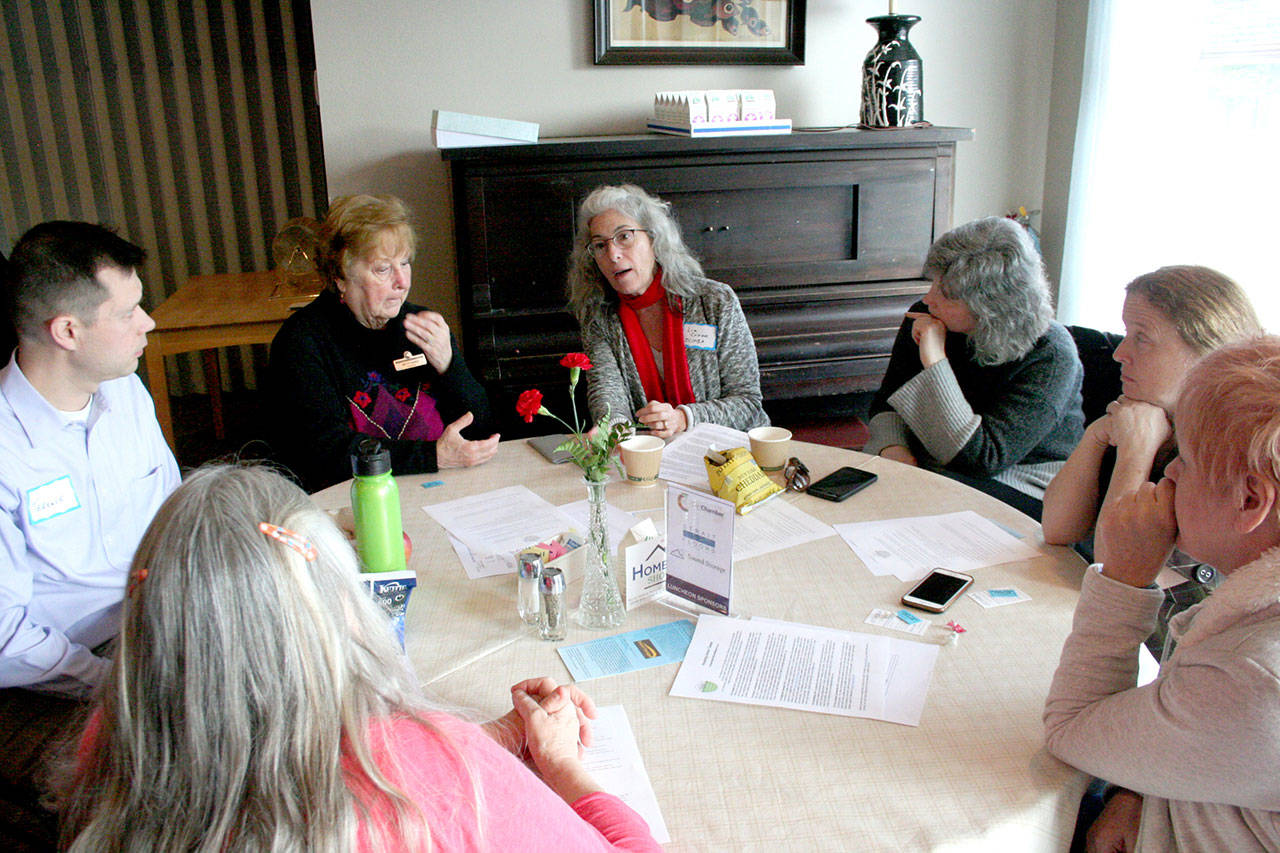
[594,0,806,66]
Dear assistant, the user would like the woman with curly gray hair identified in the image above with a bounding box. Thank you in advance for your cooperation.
[567,184,768,439]
[864,217,1084,517]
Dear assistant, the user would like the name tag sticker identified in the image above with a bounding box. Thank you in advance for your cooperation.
[684,323,717,351]
[27,476,81,525]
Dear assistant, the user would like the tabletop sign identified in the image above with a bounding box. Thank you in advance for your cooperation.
[621,517,667,610]
[664,483,734,615]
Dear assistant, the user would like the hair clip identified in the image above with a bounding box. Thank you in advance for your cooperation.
[258,522,318,562]
[126,567,148,598]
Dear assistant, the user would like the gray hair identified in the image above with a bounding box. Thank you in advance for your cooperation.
[924,216,1053,365]
[567,184,705,334]
[59,464,448,851]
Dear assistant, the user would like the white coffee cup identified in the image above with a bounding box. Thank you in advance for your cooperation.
[748,426,792,471]
[619,435,665,486]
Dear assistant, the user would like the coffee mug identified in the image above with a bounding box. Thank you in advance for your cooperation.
[619,435,665,486]
[748,426,792,471]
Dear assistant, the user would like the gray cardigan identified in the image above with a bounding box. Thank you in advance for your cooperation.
[578,279,769,431]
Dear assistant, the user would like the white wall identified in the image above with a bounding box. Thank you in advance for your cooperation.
[312,0,1059,327]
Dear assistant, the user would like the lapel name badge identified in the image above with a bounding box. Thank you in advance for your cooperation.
[393,350,428,371]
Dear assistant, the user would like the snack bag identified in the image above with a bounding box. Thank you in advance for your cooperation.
[704,446,783,515]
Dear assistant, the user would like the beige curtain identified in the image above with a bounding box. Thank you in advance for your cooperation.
[0,0,327,392]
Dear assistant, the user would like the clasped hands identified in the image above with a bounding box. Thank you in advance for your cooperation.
[1088,396,1172,456]
[484,677,600,799]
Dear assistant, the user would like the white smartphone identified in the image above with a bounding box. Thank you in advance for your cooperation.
[900,568,973,613]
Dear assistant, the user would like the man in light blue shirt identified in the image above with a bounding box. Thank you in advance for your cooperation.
[0,221,180,839]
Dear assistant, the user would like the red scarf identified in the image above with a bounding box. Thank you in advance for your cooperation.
[616,269,696,406]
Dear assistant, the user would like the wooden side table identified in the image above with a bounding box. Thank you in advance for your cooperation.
[143,270,319,450]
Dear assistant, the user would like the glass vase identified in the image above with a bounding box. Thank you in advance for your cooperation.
[575,478,626,630]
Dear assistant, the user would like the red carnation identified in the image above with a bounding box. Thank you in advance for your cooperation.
[516,389,544,423]
[560,353,593,371]
[353,390,372,407]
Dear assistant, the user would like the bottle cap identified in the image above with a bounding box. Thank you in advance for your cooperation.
[351,438,392,477]
[539,567,565,594]
[517,551,544,580]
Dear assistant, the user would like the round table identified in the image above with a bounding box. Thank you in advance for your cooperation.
[312,437,1089,851]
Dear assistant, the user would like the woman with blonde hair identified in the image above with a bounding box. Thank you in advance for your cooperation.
[1042,265,1261,552]
[268,194,498,492]
[1045,336,1280,850]
[58,465,661,851]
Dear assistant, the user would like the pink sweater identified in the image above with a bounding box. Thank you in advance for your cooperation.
[350,713,663,852]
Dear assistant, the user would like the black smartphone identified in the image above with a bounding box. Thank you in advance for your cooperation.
[806,466,878,502]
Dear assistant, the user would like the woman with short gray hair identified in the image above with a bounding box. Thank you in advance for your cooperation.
[567,184,768,438]
[864,217,1084,516]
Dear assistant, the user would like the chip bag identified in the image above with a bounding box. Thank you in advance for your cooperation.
[704,446,783,515]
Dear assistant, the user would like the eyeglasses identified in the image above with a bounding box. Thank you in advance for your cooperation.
[587,228,648,258]
[783,457,811,492]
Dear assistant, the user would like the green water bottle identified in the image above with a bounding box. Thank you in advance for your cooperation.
[350,439,407,573]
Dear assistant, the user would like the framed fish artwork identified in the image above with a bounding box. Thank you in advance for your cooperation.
[594,0,806,65]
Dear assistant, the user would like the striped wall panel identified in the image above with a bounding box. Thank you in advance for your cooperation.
[0,0,327,393]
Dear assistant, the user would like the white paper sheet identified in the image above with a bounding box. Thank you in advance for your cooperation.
[445,532,517,579]
[731,497,835,562]
[672,614,939,726]
[582,705,671,844]
[833,510,1042,582]
[423,486,576,578]
[659,422,751,487]
[670,614,890,720]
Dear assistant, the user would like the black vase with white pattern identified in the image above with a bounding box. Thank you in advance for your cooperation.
[860,15,924,128]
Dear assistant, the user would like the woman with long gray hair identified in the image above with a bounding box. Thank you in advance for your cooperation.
[567,184,768,439]
[57,465,661,852]
[863,217,1084,517]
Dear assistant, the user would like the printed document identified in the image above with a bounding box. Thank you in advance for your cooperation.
[584,705,671,844]
[659,422,751,487]
[671,614,938,726]
[423,485,575,579]
[833,510,1041,582]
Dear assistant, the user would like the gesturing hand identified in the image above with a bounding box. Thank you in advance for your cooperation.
[435,412,499,469]
[906,311,947,368]
[403,310,454,373]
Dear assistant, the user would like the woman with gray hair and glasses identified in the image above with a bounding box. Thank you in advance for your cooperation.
[57,465,661,851]
[864,216,1084,518]
[567,184,768,439]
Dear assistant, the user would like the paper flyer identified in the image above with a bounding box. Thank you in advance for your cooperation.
[558,619,695,682]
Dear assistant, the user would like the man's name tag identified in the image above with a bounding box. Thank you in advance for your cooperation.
[684,323,717,351]
[393,350,427,371]
[27,476,81,525]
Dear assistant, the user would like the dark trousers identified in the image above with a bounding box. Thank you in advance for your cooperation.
[0,687,86,852]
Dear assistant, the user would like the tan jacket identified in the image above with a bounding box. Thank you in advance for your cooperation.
[1044,551,1280,851]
